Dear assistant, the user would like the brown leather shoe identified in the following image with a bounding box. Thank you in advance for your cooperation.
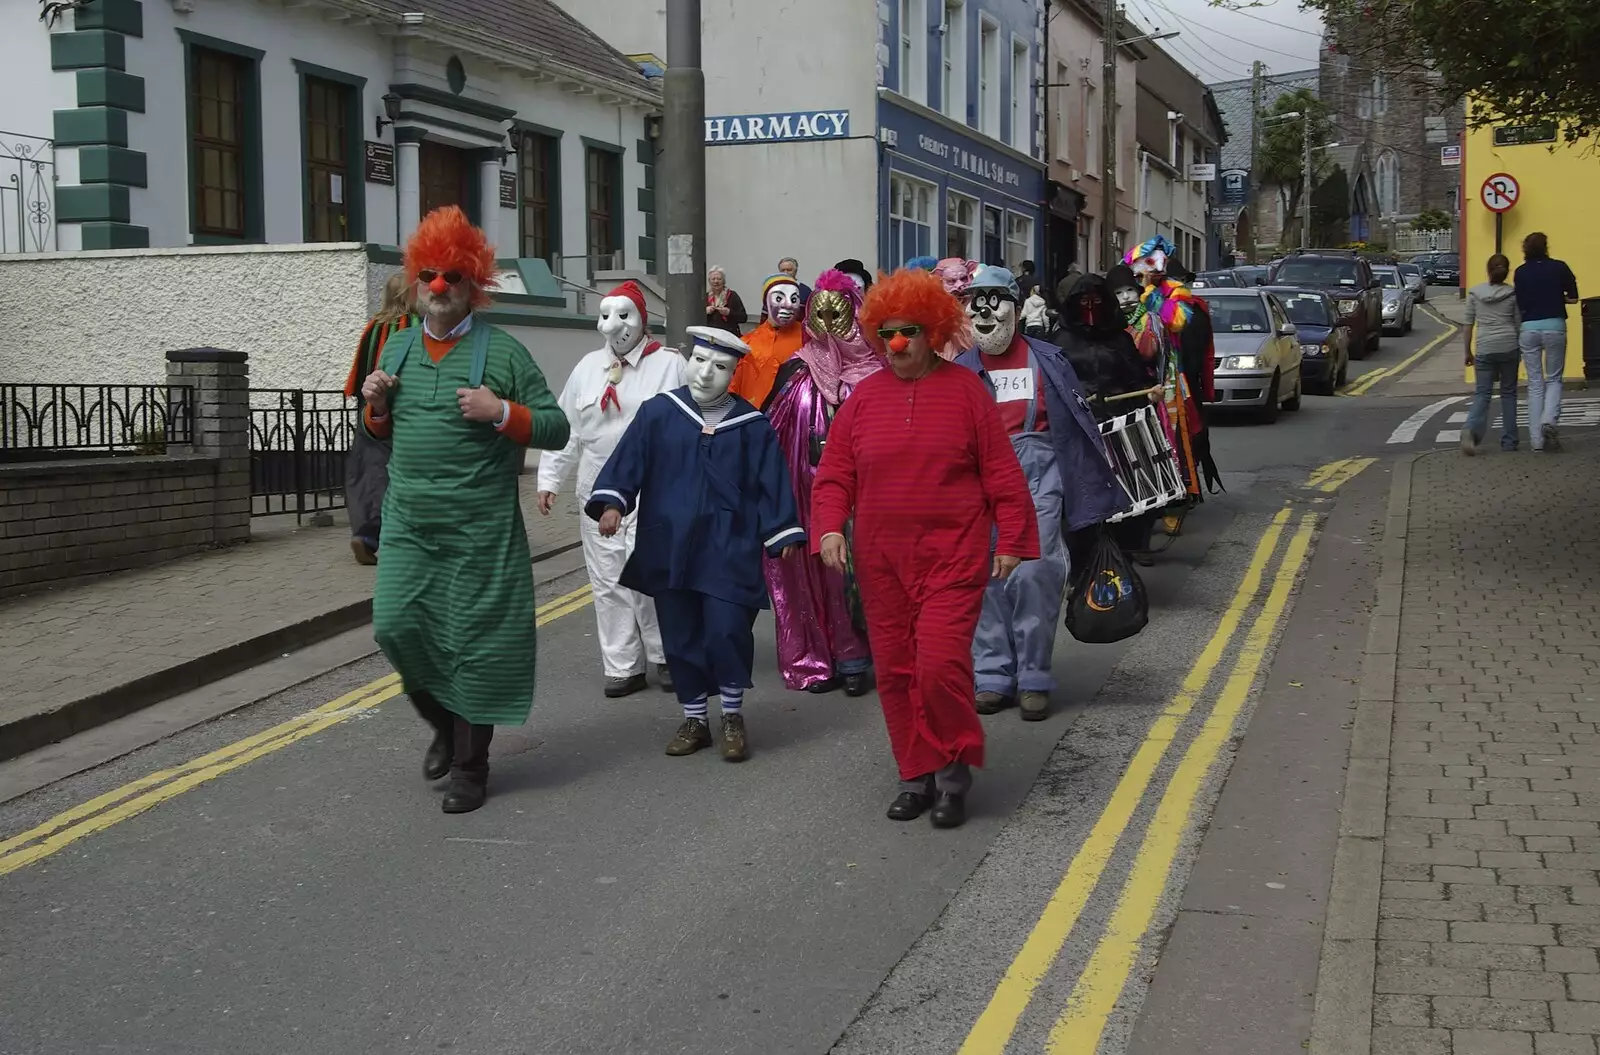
[665,717,713,756]
[975,691,1011,715]
[1020,691,1050,722]
[350,538,377,566]
[720,713,749,762]
[605,673,648,698]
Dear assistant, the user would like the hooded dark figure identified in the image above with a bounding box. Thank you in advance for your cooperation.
[1049,272,1151,410]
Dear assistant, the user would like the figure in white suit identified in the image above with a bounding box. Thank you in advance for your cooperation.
[538,281,684,697]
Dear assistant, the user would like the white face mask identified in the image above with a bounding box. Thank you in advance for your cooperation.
[1114,286,1140,315]
[687,346,740,405]
[597,295,645,357]
[968,291,1018,356]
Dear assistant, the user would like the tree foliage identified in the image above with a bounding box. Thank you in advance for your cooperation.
[1265,0,1600,142]
[1411,208,1452,232]
[1256,90,1337,243]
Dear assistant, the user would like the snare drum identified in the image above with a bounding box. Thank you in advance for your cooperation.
[1099,403,1187,522]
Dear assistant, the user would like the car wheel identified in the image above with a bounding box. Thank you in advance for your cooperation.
[1284,374,1302,411]
[1257,373,1281,424]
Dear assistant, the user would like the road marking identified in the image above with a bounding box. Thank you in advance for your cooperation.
[1345,316,1461,397]
[1432,398,1600,445]
[957,507,1293,1055]
[0,583,595,878]
[1046,512,1318,1054]
[1304,458,1350,488]
[1316,457,1376,494]
[1387,396,1467,444]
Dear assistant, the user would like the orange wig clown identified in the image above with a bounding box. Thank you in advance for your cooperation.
[403,206,498,309]
[860,267,969,355]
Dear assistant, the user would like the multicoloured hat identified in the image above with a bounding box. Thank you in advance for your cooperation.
[1124,236,1175,277]
[762,273,800,298]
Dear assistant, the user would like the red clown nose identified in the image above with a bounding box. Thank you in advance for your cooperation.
[887,334,911,354]
[428,276,450,296]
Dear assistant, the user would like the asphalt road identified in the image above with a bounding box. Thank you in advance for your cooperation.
[0,310,1457,1055]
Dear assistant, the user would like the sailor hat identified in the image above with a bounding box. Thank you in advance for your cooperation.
[685,325,752,358]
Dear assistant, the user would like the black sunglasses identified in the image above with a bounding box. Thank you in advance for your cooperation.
[876,324,924,340]
[417,269,465,285]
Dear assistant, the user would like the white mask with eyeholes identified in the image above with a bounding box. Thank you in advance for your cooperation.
[967,290,1019,356]
[687,346,739,406]
[597,295,646,357]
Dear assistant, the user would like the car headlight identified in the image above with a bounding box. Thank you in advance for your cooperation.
[1383,302,1399,315]
[1300,343,1326,356]
[1336,300,1359,315]
[1223,355,1261,369]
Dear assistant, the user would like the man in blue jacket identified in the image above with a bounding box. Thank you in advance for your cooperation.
[956,266,1127,721]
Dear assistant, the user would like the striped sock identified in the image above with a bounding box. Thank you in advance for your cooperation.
[719,686,744,715]
[684,695,708,721]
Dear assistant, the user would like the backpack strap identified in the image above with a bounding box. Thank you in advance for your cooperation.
[466,320,491,388]
[381,325,422,377]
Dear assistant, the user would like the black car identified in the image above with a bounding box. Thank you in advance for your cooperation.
[1428,252,1460,287]
[1233,265,1270,286]
[1266,250,1383,356]
[1266,286,1351,395]
[1192,269,1244,289]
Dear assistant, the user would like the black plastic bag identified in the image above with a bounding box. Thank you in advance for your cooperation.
[1065,527,1148,644]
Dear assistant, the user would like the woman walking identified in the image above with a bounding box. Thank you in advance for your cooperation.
[342,272,415,565]
[1513,232,1580,452]
[705,266,749,336]
[811,268,1039,829]
[1461,254,1522,455]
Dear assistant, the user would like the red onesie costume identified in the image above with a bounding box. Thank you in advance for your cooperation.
[811,268,1039,828]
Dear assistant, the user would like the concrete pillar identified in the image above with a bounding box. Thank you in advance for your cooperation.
[165,348,251,546]
[472,150,502,253]
[395,128,427,246]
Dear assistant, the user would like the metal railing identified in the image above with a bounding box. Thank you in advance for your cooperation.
[0,130,54,255]
[0,383,194,461]
[248,389,357,520]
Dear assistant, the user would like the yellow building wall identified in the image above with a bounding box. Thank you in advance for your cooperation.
[1463,116,1596,379]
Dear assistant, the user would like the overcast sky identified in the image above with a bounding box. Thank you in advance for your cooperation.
[1122,0,1326,84]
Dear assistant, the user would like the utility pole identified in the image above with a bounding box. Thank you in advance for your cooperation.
[1301,113,1313,250]
[1101,0,1117,270]
[662,0,706,354]
[1246,59,1263,264]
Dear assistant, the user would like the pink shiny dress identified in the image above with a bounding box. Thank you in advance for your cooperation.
[763,364,873,690]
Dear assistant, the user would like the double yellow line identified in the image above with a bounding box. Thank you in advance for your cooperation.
[959,507,1319,1054]
[0,583,593,878]
[1307,456,1375,494]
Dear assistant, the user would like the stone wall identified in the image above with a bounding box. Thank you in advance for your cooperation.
[0,348,251,596]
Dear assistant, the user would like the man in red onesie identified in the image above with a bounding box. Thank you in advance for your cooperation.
[812,268,1039,829]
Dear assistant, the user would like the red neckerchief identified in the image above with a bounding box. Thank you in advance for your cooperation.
[600,340,662,413]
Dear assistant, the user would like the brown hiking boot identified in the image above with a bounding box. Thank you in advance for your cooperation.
[720,713,749,762]
[665,717,713,756]
[1020,691,1050,722]
[350,538,377,566]
[975,691,1011,715]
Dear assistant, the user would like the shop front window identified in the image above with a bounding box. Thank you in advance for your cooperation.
[888,173,935,266]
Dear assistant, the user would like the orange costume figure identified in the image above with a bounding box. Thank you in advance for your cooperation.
[729,273,807,407]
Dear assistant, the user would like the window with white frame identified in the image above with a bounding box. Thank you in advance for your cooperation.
[1010,38,1029,151]
[900,0,926,104]
[946,190,977,259]
[1054,63,1071,161]
[1376,150,1400,215]
[889,173,935,266]
[1005,212,1034,272]
[978,16,1000,136]
[942,0,965,121]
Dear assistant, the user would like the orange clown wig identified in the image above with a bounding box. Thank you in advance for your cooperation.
[860,267,969,355]
[403,205,498,308]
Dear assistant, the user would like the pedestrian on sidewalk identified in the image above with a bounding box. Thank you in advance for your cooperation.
[361,206,570,814]
[812,268,1040,829]
[704,266,748,336]
[585,326,805,763]
[537,281,682,699]
[1513,231,1580,452]
[342,272,415,565]
[1461,253,1522,455]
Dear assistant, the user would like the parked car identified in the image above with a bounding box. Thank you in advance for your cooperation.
[1266,286,1351,395]
[1429,252,1460,287]
[1192,269,1246,289]
[1195,287,1304,423]
[1399,262,1428,302]
[1233,265,1271,286]
[1373,265,1415,335]
[1267,249,1383,356]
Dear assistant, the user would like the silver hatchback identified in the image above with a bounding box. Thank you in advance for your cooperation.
[1196,288,1304,423]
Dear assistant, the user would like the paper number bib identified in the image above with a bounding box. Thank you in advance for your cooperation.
[989,368,1035,403]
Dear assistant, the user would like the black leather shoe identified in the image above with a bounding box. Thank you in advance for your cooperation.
[843,672,873,697]
[886,791,930,821]
[806,677,842,695]
[423,731,453,781]
[441,775,487,814]
[930,793,967,829]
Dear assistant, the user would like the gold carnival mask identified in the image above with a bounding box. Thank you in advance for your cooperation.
[807,289,855,339]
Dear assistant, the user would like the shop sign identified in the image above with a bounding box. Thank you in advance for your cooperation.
[705,110,851,145]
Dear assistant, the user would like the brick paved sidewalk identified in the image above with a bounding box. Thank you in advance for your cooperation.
[0,476,582,760]
[1371,436,1600,1054]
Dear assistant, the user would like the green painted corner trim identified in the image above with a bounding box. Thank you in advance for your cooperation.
[511,257,567,303]
[478,308,598,331]
[78,145,148,186]
[80,221,149,250]
[57,184,131,224]
[645,259,657,276]
[513,119,564,140]
[364,243,403,264]
[76,68,145,112]
[636,187,655,213]
[291,59,367,90]
[50,29,126,71]
[74,0,144,37]
[393,126,429,144]
[53,107,129,147]
[644,211,655,238]
[175,28,264,61]
[580,136,623,154]
[390,82,515,123]
[637,235,656,262]
[636,138,654,160]
[643,163,655,190]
